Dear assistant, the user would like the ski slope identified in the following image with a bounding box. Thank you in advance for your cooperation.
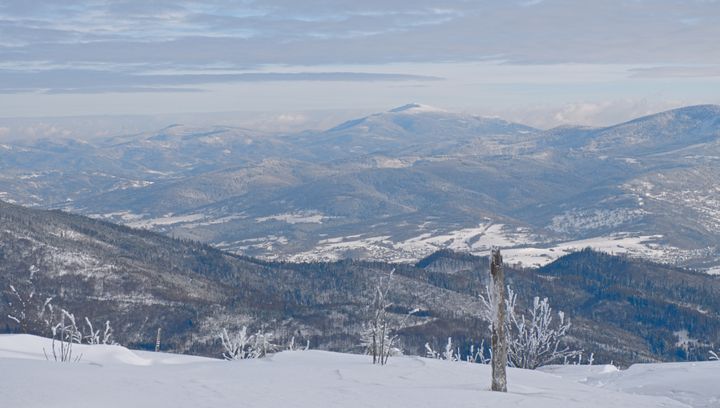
[0,334,717,408]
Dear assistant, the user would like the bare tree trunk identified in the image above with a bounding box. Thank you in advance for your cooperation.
[379,319,386,365]
[490,249,508,392]
[155,327,162,352]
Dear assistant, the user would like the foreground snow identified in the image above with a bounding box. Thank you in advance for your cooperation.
[1,335,717,408]
[541,364,720,408]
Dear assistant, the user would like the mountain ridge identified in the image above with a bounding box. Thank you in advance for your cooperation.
[0,104,719,271]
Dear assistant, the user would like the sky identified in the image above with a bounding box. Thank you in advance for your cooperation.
[1,0,720,133]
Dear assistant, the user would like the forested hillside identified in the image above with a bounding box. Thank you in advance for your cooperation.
[2,201,719,365]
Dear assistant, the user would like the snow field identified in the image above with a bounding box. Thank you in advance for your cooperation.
[2,334,716,407]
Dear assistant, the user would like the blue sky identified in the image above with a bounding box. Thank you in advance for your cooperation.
[1,0,720,128]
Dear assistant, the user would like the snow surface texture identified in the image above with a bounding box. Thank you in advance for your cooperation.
[2,335,717,407]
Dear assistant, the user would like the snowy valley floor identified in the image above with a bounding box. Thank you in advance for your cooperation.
[0,334,718,408]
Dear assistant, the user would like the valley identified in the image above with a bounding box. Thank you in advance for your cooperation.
[2,104,719,271]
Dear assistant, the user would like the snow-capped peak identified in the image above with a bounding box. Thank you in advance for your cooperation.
[388,103,446,114]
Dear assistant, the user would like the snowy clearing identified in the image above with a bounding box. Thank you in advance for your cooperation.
[256,211,334,224]
[127,213,206,228]
[486,233,672,268]
[706,266,720,276]
[1,334,718,407]
[287,223,536,263]
[284,226,680,269]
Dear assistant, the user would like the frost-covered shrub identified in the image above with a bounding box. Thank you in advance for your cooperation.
[480,285,580,369]
[425,338,491,364]
[3,267,53,334]
[286,336,310,351]
[83,318,116,345]
[219,326,278,360]
[424,337,459,361]
[5,274,119,350]
[44,308,83,362]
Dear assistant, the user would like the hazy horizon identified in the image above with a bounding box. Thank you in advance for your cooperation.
[2,101,718,143]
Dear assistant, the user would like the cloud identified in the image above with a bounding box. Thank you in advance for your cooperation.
[2,0,719,69]
[549,100,686,127]
[630,66,720,79]
[0,69,442,94]
[520,0,544,6]
[42,87,206,94]
[275,113,307,124]
[1,1,720,117]
[468,98,697,129]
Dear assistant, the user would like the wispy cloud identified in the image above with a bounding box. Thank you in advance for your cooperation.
[0,69,442,94]
[42,87,206,95]
[520,0,544,7]
[630,66,720,79]
[1,1,719,117]
[3,0,719,69]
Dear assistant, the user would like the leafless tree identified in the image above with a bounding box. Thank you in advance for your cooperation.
[361,269,417,365]
[4,266,53,334]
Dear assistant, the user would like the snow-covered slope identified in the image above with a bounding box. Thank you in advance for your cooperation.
[2,334,716,408]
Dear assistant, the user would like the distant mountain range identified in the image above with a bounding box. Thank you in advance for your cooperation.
[1,104,719,271]
[2,201,719,365]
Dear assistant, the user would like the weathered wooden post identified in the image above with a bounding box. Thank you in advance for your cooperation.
[490,248,508,392]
